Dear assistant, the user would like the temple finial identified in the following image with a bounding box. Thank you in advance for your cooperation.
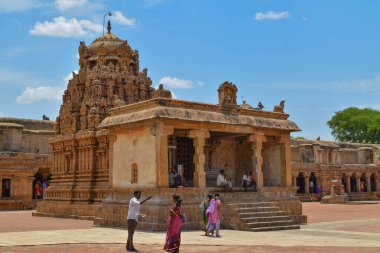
[107,20,111,34]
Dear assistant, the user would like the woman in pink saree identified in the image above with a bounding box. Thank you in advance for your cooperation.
[164,198,183,253]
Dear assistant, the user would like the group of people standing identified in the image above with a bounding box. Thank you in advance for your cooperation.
[199,193,221,237]
[34,179,49,199]
[126,191,223,252]
[126,191,185,252]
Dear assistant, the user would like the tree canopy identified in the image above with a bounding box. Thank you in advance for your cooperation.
[327,107,380,144]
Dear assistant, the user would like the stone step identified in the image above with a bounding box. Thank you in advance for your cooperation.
[236,206,280,213]
[238,211,286,218]
[227,202,276,208]
[250,224,300,232]
[241,215,291,223]
[247,220,296,228]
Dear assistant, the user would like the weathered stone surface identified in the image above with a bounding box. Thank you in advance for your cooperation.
[0,117,54,210]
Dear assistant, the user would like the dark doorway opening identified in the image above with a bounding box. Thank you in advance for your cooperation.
[175,137,194,186]
[296,173,305,194]
[1,178,11,197]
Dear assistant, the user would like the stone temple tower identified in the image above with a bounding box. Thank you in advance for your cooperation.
[37,21,171,216]
[56,21,156,135]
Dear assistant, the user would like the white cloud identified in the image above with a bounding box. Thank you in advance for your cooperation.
[16,86,64,104]
[29,16,102,38]
[262,75,380,93]
[255,11,290,21]
[112,11,136,26]
[0,111,5,117]
[0,0,41,12]
[55,0,87,11]
[158,76,203,89]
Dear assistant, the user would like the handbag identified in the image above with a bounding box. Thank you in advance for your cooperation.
[181,212,187,223]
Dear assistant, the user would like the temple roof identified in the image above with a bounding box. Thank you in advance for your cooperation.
[99,98,301,132]
[86,21,131,52]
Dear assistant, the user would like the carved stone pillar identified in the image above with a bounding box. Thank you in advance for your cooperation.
[154,124,174,188]
[356,177,361,192]
[366,175,371,192]
[248,133,266,189]
[305,176,310,194]
[346,175,351,193]
[292,176,297,187]
[280,135,292,187]
[188,129,210,187]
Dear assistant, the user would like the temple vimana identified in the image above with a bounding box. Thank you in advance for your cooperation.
[1,21,379,231]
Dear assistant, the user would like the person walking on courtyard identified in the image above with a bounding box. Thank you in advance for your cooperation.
[206,193,221,237]
[199,194,213,234]
[164,197,184,253]
[242,171,250,192]
[216,170,232,192]
[126,190,152,252]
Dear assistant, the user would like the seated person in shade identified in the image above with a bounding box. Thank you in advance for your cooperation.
[242,171,250,192]
[169,168,183,188]
[216,170,232,192]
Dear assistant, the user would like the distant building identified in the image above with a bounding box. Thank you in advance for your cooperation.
[291,139,379,200]
[0,117,54,210]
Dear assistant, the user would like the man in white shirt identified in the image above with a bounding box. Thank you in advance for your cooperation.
[216,170,232,192]
[126,190,152,252]
[242,171,250,192]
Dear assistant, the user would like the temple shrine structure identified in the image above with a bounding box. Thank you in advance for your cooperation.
[36,21,307,231]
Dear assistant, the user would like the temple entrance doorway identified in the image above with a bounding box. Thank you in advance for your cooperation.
[360,173,367,192]
[32,169,51,199]
[309,173,317,193]
[1,178,11,197]
[296,173,305,194]
[370,173,377,192]
[350,173,357,192]
[175,137,195,186]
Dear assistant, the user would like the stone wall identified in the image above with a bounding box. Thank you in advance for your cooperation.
[112,127,157,188]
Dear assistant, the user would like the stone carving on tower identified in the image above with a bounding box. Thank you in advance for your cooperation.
[218,81,238,107]
[152,84,172,99]
[55,21,157,135]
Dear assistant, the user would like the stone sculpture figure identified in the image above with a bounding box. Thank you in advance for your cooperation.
[273,100,285,113]
[218,81,238,107]
[152,84,172,99]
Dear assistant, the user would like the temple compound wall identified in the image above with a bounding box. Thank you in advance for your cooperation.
[0,117,54,210]
[291,139,380,200]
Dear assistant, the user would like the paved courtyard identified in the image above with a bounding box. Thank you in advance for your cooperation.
[0,202,380,253]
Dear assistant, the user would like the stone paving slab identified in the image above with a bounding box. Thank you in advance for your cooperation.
[1,203,380,251]
[1,220,380,248]
[1,244,380,253]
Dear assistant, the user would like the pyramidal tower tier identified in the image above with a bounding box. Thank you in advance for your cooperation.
[56,21,170,135]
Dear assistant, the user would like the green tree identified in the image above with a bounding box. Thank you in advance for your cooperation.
[327,107,380,143]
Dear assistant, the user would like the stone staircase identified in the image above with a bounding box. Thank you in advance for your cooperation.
[221,193,300,232]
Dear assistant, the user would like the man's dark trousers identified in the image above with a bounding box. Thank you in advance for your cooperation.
[127,219,138,250]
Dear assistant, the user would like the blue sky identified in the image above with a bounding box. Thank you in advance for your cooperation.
[0,0,380,140]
